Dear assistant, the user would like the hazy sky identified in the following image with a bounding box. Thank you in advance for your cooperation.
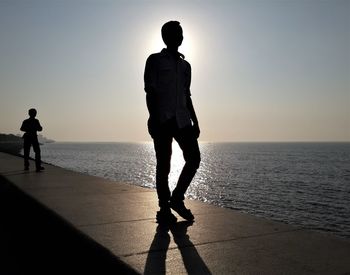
[0,0,349,142]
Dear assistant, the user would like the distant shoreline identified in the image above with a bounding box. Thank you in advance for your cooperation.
[0,133,55,155]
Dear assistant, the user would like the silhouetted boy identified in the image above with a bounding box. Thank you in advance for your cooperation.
[144,21,201,224]
[20,108,44,172]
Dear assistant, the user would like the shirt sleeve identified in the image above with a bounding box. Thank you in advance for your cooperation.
[144,55,157,94]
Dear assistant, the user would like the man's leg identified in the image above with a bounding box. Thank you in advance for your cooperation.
[153,134,173,208]
[23,139,30,169]
[172,127,201,202]
[170,126,200,221]
[153,127,177,224]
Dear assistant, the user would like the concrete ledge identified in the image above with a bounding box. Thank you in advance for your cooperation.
[1,152,350,274]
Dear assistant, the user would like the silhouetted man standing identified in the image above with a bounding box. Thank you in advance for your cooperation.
[20,108,44,172]
[144,21,201,224]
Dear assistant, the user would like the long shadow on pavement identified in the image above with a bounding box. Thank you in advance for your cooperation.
[144,220,211,274]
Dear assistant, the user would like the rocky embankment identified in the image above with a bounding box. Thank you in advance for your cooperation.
[0,134,23,155]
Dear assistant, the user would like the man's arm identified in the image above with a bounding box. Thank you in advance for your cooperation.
[146,93,157,118]
[144,55,157,117]
[187,95,200,138]
[185,62,200,138]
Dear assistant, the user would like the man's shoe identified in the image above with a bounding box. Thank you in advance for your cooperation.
[156,208,177,224]
[170,200,194,221]
[36,166,45,172]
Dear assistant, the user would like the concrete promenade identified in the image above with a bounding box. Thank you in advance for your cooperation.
[1,152,350,274]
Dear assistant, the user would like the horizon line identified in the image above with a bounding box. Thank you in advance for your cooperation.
[48,140,350,143]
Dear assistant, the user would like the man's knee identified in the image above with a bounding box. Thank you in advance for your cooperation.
[157,162,171,176]
[187,152,201,170]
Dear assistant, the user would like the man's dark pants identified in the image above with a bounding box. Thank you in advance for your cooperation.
[23,136,41,169]
[152,119,201,208]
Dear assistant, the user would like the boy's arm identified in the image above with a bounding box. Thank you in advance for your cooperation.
[33,119,43,132]
[36,120,43,132]
[20,121,27,132]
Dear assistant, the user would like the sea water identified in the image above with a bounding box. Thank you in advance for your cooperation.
[36,142,350,238]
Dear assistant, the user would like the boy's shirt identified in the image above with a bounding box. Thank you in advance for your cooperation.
[144,48,192,129]
[20,118,42,137]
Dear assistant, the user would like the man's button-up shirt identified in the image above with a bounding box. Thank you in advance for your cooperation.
[144,48,192,129]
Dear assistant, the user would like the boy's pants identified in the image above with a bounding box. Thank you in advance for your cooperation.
[23,136,41,169]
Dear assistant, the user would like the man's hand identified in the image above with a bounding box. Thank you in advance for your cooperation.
[193,124,200,139]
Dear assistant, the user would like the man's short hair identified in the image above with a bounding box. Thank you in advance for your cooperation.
[161,21,182,45]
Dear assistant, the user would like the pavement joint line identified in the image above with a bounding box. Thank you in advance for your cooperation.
[9,183,155,194]
[78,218,156,228]
[17,186,153,193]
[120,228,303,258]
[1,171,33,176]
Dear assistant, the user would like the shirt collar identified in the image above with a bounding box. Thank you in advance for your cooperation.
[161,48,185,60]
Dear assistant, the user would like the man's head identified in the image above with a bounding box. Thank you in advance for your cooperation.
[28,108,37,118]
[161,21,183,48]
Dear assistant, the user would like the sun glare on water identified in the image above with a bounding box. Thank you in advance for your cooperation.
[169,142,186,191]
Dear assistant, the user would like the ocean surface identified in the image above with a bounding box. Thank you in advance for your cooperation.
[35,142,350,238]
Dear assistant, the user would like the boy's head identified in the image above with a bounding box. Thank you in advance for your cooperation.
[28,108,37,118]
[161,21,183,48]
